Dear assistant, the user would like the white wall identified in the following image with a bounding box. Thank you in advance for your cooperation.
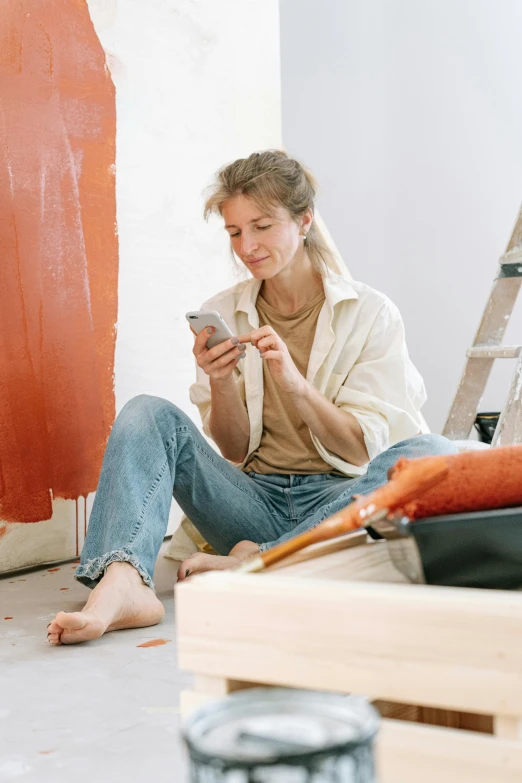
[89,0,281,418]
[0,0,281,571]
[280,0,522,433]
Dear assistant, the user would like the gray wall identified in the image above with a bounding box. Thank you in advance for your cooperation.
[280,0,522,433]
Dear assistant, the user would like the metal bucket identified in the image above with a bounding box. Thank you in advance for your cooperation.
[474,411,500,443]
[182,688,380,782]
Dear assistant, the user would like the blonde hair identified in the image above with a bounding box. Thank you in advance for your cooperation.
[204,150,337,275]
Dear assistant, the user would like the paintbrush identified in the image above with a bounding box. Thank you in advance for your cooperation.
[237,455,450,574]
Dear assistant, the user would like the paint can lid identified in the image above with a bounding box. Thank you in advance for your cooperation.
[182,688,379,766]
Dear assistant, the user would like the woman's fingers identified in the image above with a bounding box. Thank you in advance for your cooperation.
[243,326,284,352]
[238,326,277,346]
[202,338,245,365]
[259,349,283,361]
[192,326,215,357]
[206,344,245,371]
[197,340,246,379]
[256,333,283,352]
[193,330,240,361]
[207,352,244,379]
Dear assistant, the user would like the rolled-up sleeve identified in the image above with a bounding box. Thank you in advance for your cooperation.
[334,302,427,461]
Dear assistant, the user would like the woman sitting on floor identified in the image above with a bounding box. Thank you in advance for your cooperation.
[48,150,458,645]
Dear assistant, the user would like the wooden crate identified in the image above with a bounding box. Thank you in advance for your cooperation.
[176,534,522,783]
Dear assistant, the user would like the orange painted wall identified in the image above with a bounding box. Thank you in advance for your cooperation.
[0,0,118,523]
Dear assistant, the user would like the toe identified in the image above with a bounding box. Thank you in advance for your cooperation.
[47,619,63,645]
[48,632,62,646]
[177,554,201,581]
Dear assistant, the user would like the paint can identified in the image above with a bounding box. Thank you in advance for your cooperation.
[182,688,380,782]
[474,411,500,444]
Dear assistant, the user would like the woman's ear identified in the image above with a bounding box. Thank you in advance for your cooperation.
[301,207,314,236]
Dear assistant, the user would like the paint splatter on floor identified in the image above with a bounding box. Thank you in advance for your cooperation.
[39,749,57,755]
[59,588,69,591]
[136,639,172,648]
[48,568,60,573]
[4,617,13,620]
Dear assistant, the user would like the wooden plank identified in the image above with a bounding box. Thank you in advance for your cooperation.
[494,715,522,739]
[376,700,493,733]
[176,572,522,716]
[264,535,408,583]
[193,674,260,697]
[467,345,522,359]
[378,718,522,783]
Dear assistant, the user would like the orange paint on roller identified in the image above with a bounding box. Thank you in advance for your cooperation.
[0,0,118,523]
[394,445,522,519]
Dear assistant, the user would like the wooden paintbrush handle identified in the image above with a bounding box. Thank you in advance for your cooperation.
[261,513,358,568]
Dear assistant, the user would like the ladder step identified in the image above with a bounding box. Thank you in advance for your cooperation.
[467,345,522,359]
[500,247,522,265]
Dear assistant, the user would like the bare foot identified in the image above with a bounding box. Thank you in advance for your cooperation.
[177,540,260,582]
[47,562,165,646]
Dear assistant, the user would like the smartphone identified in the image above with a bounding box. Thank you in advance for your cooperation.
[185,309,238,350]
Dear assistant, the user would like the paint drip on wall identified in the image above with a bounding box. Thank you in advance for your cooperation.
[0,1,118,523]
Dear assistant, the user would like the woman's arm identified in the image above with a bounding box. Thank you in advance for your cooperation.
[192,326,250,463]
[290,383,369,466]
[208,375,250,462]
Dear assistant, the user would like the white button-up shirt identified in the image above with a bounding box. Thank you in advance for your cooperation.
[189,270,428,477]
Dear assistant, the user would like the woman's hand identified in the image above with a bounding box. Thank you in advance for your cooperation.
[238,325,305,396]
[192,326,246,381]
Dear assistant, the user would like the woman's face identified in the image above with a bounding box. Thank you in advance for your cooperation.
[222,195,311,280]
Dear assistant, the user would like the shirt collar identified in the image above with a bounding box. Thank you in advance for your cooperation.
[322,271,359,310]
[235,271,358,323]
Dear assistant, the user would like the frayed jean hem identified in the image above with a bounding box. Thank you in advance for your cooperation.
[75,548,155,591]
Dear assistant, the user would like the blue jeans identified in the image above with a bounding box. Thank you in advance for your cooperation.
[76,395,459,590]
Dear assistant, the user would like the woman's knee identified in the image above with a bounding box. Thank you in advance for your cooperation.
[411,433,459,456]
[119,393,173,419]
[113,395,188,437]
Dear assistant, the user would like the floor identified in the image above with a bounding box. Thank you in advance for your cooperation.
[0,542,191,782]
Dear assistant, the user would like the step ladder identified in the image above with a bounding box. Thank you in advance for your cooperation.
[443,205,522,447]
